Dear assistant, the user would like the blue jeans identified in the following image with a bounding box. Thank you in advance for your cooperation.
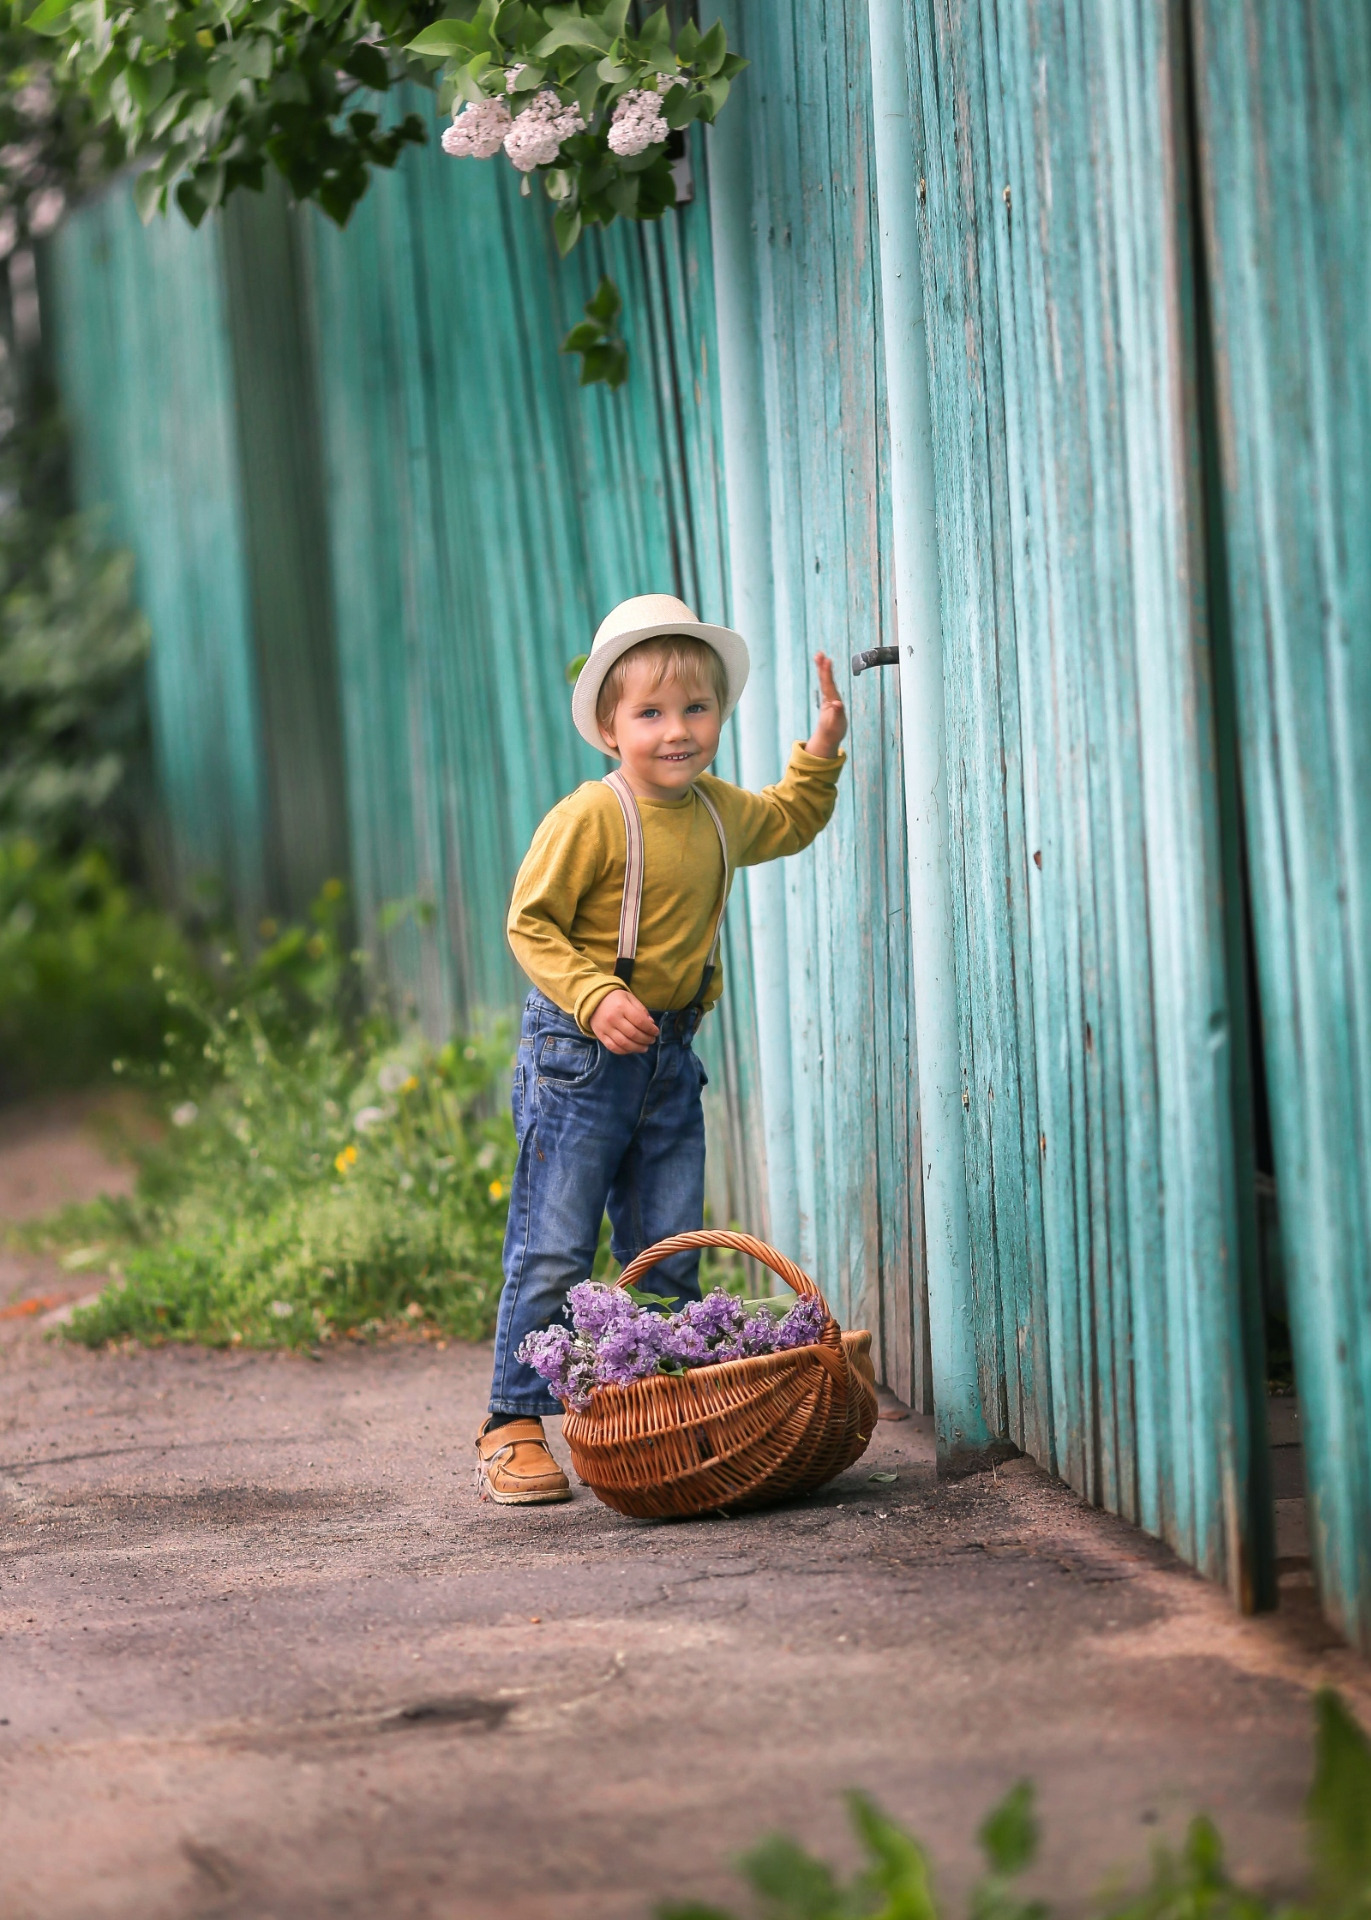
[489,989,708,1416]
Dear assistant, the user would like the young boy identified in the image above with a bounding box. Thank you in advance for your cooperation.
[475,592,848,1503]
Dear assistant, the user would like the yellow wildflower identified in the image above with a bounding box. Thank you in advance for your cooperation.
[488,1180,505,1202]
[402,1075,419,1093]
[335,1144,358,1173]
[321,877,345,901]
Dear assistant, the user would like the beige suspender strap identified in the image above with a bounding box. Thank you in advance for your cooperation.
[692,783,731,1006]
[601,771,730,1005]
[603,768,644,984]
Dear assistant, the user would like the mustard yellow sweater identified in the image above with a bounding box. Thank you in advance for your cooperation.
[507,744,845,1032]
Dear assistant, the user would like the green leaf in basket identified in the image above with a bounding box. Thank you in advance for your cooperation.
[869,1471,898,1484]
[622,1284,680,1309]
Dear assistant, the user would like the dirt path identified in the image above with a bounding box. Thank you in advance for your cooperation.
[0,1105,1366,1920]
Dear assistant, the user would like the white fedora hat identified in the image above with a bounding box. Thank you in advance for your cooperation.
[571,593,750,751]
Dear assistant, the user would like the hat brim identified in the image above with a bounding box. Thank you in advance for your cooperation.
[571,619,751,752]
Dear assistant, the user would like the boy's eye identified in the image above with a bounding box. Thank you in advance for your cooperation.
[686,702,708,714]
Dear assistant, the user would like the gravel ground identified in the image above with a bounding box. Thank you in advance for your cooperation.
[1,1107,1366,1920]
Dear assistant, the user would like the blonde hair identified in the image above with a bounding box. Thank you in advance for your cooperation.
[595,634,728,735]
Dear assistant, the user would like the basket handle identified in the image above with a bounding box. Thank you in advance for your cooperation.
[615,1229,823,1304]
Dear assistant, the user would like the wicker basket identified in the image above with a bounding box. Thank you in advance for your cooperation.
[561,1229,879,1518]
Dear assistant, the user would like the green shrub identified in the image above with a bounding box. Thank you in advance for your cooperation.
[0,388,173,1099]
[660,1690,1371,1920]
[33,888,515,1348]
[0,514,151,852]
[0,834,192,1099]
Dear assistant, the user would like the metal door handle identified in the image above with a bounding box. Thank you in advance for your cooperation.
[851,647,900,675]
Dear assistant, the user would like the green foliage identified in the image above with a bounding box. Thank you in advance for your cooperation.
[1307,1692,1371,1920]
[33,885,515,1348]
[0,372,167,1097]
[28,0,430,228]
[1103,1815,1271,1920]
[562,272,626,387]
[659,1694,1371,1920]
[27,0,740,240]
[978,1785,1039,1880]
[0,835,192,1100]
[26,0,739,383]
[410,2,743,239]
[0,511,151,848]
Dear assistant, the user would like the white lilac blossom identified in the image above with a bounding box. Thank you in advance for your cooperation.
[504,64,526,92]
[503,90,586,172]
[607,88,670,158]
[517,1282,828,1411]
[441,96,511,159]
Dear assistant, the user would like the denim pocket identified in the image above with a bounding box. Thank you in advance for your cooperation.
[536,1032,599,1085]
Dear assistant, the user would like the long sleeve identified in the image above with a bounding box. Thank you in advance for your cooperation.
[710,742,846,868]
[506,789,626,1034]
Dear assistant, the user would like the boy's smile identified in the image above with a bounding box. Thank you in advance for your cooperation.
[598,655,723,803]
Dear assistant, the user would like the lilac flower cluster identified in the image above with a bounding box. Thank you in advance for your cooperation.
[502,90,587,172]
[440,86,585,171]
[518,1284,827,1411]
[607,88,670,158]
[441,96,511,159]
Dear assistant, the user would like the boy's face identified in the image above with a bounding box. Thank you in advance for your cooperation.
[599,655,723,801]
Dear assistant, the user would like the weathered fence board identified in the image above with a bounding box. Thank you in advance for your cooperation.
[48,193,268,919]
[908,0,1269,1598]
[713,0,929,1403]
[1195,0,1371,1648]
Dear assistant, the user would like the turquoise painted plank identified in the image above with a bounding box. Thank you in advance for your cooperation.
[868,0,973,1437]
[1194,0,1371,1649]
[47,188,267,920]
[908,0,1052,1459]
[715,0,926,1391]
[908,0,1265,1596]
[221,180,351,919]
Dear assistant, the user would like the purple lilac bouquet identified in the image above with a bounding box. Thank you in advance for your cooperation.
[518,1283,828,1412]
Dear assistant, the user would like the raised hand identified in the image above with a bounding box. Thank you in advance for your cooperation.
[806,652,848,759]
[590,988,660,1055]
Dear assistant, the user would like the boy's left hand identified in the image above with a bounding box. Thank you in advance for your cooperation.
[805,653,848,759]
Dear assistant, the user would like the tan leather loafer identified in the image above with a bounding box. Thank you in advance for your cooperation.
[474,1416,573,1505]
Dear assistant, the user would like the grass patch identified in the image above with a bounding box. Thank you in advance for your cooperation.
[16,891,517,1349]
[0,836,194,1100]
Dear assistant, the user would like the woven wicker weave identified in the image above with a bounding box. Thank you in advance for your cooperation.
[561,1230,879,1518]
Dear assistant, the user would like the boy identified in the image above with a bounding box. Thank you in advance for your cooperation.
[476,592,847,1503]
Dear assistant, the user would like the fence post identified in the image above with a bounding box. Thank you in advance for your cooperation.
[705,15,799,1258]
[867,0,991,1466]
